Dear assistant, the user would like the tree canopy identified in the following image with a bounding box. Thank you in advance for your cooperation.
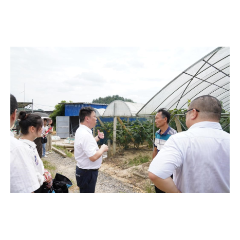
[49,100,70,128]
[92,95,134,104]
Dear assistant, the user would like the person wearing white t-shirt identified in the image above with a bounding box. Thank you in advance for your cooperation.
[148,95,230,193]
[74,107,108,193]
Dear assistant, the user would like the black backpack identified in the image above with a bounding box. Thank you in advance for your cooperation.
[35,173,72,193]
[51,173,72,193]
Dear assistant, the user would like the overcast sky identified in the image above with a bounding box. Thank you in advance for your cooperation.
[10,47,215,111]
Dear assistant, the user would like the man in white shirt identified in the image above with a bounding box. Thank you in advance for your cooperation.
[74,107,108,193]
[148,95,230,193]
[10,94,41,193]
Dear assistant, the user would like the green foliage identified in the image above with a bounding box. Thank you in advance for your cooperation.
[49,100,69,127]
[168,108,188,131]
[92,95,134,104]
[219,114,230,133]
[96,105,230,150]
[128,155,150,167]
[97,119,153,149]
[42,160,56,178]
[145,183,155,193]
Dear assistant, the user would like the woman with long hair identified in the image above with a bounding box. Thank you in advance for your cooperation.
[18,111,52,192]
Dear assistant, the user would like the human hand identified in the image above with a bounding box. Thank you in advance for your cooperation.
[44,170,53,188]
[100,144,108,152]
[97,129,104,139]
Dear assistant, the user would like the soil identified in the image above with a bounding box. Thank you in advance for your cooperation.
[47,140,154,193]
[100,146,153,191]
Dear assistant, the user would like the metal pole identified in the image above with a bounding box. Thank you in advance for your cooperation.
[113,102,116,155]
[113,116,117,155]
[32,99,33,113]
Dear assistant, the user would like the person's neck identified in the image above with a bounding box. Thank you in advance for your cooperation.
[159,124,169,134]
[10,122,14,129]
[21,134,35,142]
[81,122,92,129]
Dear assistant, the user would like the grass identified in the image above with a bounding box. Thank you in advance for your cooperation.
[145,184,155,193]
[42,160,57,178]
[53,144,73,158]
[128,154,150,167]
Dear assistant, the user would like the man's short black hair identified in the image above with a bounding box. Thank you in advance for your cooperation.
[10,94,18,115]
[190,95,222,121]
[157,108,171,123]
[79,107,96,123]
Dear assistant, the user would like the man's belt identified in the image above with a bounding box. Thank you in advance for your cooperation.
[77,166,99,171]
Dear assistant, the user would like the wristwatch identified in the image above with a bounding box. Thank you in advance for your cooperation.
[97,135,101,140]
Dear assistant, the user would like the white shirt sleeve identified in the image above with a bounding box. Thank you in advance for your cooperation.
[148,136,183,179]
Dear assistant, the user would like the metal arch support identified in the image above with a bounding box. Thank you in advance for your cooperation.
[203,60,230,77]
[175,50,220,109]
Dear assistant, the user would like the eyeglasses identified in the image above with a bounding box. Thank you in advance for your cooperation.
[184,108,200,115]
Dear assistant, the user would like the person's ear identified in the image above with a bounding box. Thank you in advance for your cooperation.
[12,109,17,121]
[29,126,34,133]
[191,109,199,120]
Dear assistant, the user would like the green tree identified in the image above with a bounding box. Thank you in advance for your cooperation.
[49,100,70,128]
[92,95,134,104]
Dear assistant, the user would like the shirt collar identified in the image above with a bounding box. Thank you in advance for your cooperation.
[157,126,170,136]
[80,124,93,134]
[19,138,37,148]
[189,121,222,130]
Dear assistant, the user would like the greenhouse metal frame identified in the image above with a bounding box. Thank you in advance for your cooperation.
[137,47,230,115]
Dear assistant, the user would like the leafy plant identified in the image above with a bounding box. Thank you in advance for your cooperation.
[49,100,72,127]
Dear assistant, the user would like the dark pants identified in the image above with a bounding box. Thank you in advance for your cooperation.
[76,166,98,193]
[155,174,173,193]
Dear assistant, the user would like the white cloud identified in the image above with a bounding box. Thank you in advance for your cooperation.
[10,47,215,110]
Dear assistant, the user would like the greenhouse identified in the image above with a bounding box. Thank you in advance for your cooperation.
[98,47,230,154]
[102,100,144,117]
[137,47,230,115]
[94,108,106,117]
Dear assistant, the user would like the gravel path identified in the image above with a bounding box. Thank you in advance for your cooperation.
[44,151,141,193]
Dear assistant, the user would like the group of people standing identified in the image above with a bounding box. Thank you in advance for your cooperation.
[34,118,53,158]
[74,95,230,193]
[10,93,230,193]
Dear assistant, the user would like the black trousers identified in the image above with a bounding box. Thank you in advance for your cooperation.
[76,166,98,193]
[155,174,173,193]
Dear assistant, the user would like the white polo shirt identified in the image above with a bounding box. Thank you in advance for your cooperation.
[74,124,102,169]
[148,121,230,193]
[10,131,41,193]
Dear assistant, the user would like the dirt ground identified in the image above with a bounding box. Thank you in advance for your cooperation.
[100,145,154,192]
[52,139,155,193]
